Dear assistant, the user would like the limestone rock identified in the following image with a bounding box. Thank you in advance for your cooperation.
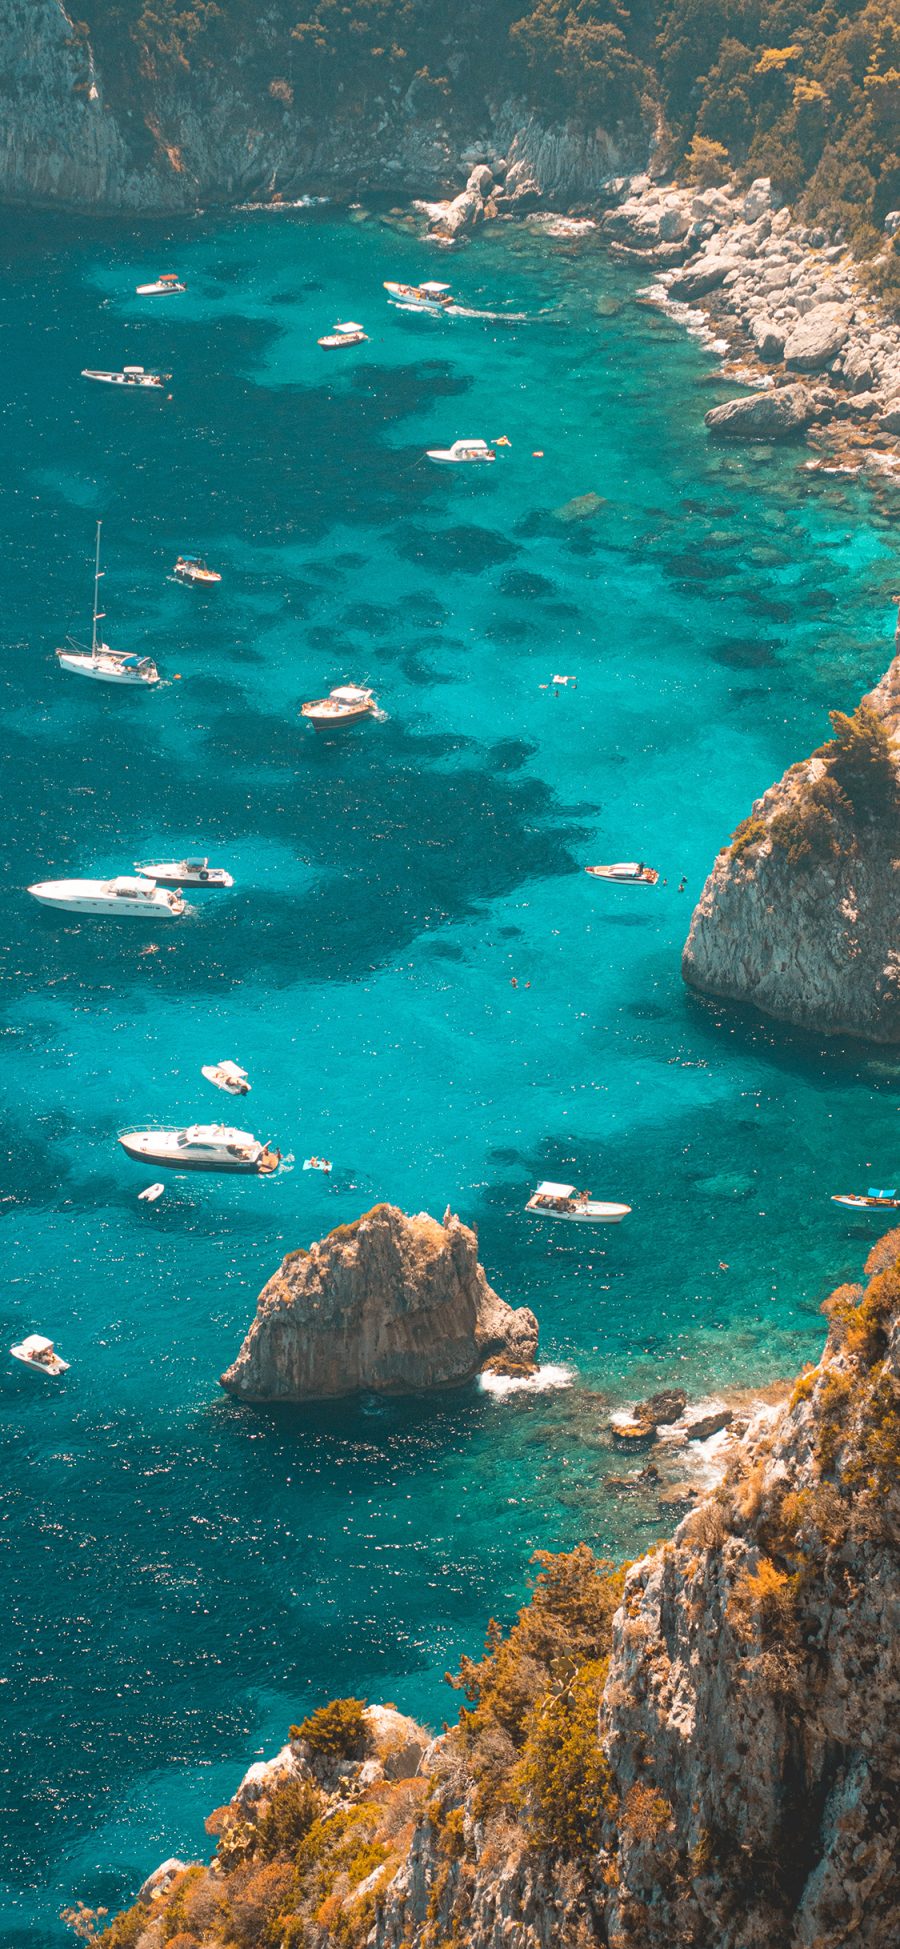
[137,1858,190,1904]
[667,255,736,301]
[704,384,814,440]
[364,1704,430,1780]
[879,398,900,433]
[220,1204,539,1401]
[750,315,785,362]
[784,302,851,371]
[233,1743,308,1810]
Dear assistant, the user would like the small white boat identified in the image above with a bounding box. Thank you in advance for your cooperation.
[301,684,378,730]
[832,1188,900,1211]
[138,1183,166,1202]
[56,523,161,687]
[202,1061,250,1096]
[318,321,368,347]
[10,1333,69,1375]
[426,438,495,465]
[385,281,452,312]
[586,863,660,886]
[118,1124,281,1174]
[173,555,221,586]
[29,876,184,918]
[526,1181,631,1224]
[82,365,168,389]
[136,274,186,296]
[136,858,233,888]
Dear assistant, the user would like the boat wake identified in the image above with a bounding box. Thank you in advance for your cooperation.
[479,1361,574,1397]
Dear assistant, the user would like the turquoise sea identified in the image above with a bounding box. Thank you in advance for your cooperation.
[2,201,899,1944]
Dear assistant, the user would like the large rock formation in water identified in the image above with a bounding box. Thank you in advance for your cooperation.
[683,650,900,1039]
[109,1229,900,1946]
[220,1202,539,1401]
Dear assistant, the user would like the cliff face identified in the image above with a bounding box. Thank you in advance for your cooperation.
[108,1232,900,1948]
[682,654,900,1041]
[0,3,643,211]
[220,1202,539,1401]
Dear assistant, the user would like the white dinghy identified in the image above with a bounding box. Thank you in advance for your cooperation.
[29,876,184,918]
[138,1183,166,1203]
[202,1061,251,1096]
[426,437,495,465]
[119,1124,281,1174]
[526,1181,631,1225]
[10,1333,69,1375]
[56,523,160,686]
[136,858,233,888]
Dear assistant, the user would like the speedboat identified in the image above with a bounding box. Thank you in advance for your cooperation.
[526,1181,631,1224]
[56,522,161,686]
[10,1334,69,1375]
[586,863,659,886]
[385,281,452,312]
[82,365,168,388]
[136,858,233,887]
[202,1061,251,1096]
[831,1188,900,1210]
[136,274,186,296]
[318,321,368,347]
[426,438,495,465]
[28,877,184,918]
[301,685,378,730]
[118,1125,281,1174]
[173,555,221,586]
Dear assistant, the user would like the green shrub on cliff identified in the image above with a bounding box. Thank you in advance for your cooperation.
[290,1695,370,1757]
[769,772,849,866]
[824,703,898,817]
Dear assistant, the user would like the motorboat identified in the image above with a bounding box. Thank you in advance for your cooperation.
[426,438,495,465]
[301,684,378,730]
[82,365,168,388]
[526,1181,631,1224]
[173,555,221,586]
[56,522,161,686]
[118,1124,281,1174]
[831,1188,900,1210]
[136,274,186,296]
[202,1061,251,1096]
[136,858,233,887]
[28,876,184,918]
[318,321,368,347]
[138,1183,166,1202]
[385,281,452,312]
[585,863,660,886]
[10,1333,69,1375]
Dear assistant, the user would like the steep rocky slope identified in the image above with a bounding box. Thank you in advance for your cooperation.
[220,1202,539,1401]
[101,1232,899,1947]
[683,653,900,1040]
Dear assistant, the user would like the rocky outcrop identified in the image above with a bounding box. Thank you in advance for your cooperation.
[704,382,814,440]
[220,1203,539,1401]
[683,651,900,1039]
[783,301,852,371]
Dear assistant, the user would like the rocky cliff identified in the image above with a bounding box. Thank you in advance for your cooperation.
[682,652,900,1040]
[104,1230,900,1947]
[220,1202,539,1401]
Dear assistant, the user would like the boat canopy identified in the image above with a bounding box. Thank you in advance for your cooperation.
[334,321,363,333]
[123,366,146,375]
[536,1181,576,1198]
[182,1124,255,1145]
[331,685,372,703]
[420,282,450,294]
[19,1334,54,1355]
[869,1186,897,1198]
[454,438,490,452]
[183,858,209,870]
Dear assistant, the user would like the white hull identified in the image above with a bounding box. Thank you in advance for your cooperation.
[82,370,165,389]
[136,865,233,887]
[528,1205,630,1224]
[10,1346,69,1374]
[119,1129,278,1174]
[56,652,158,686]
[29,880,182,918]
[136,282,185,296]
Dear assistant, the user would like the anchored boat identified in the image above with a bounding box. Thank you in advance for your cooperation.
[136,858,233,888]
[173,555,221,586]
[426,437,495,465]
[586,863,659,885]
[56,522,160,686]
[136,274,186,296]
[831,1188,900,1211]
[82,365,168,389]
[301,685,378,730]
[118,1124,280,1174]
[526,1181,631,1224]
[318,321,368,347]
[29,876,184,918]
[10,1334,69,1375]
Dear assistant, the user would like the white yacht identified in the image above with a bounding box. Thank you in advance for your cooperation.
[136,858,233,888]
[301,685,378,730]
[202,1061,251,1096]
[118,1124,280,1174]
[526,1181,631,1224]
[28,876,184,918]
[426,438,495,465]
[82,365,167,389]
[56,523,160,686]
[136,274,186,296]
[586,863,659,886]
[10,1334,69,1375]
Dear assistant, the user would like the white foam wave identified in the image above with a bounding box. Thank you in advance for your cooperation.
[479,1362,574,1397]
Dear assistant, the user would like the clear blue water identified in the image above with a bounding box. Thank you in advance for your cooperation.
[2,203,899,1944]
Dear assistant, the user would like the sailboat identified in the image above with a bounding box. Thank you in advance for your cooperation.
[56,523,160,686]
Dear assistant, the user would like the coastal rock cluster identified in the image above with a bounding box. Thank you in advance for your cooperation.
[108,1233,900,1946]
[602,173,900,451]
[683,653,900,1040]
[220,1202,539,1401]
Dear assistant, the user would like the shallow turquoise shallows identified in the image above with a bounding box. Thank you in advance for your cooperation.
[2,203,898,1944]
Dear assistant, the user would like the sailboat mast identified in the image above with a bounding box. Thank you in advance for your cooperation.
[92,520,103,661]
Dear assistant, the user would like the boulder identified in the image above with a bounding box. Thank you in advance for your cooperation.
[220,1204,539,1402]
[364,1704,429,1780]
[667,255,736,302]
[841,343,874,392]
[659,204,691,242]
[684,1404,733,1441]
[610,1387,687,1447]
[704,384,814,440]
[879,398,900,433]
[885,212,900,237]
[466,163,493,199]
[750,316,785,362]
[429,188,482,240]
[783,303,851,372]
[137,1859,190,1905]
[232,1743,307,1810]
[743,177,774,223]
